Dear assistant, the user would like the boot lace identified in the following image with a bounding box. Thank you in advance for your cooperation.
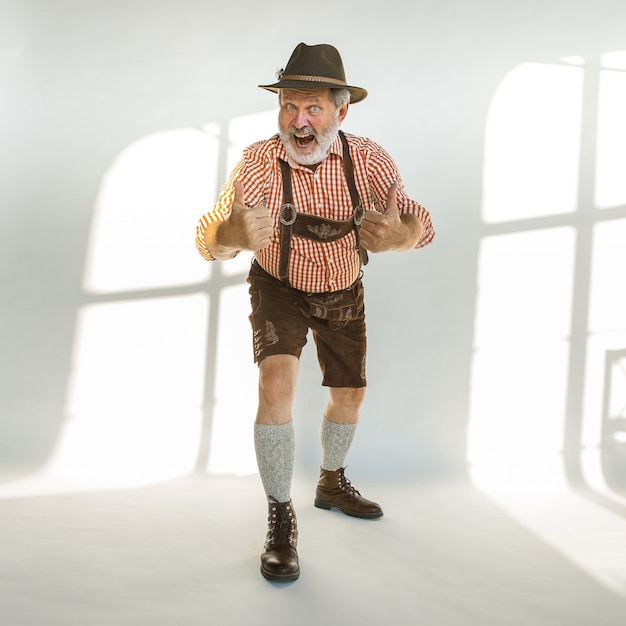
[266,497,297,549]
[337,467,360,496]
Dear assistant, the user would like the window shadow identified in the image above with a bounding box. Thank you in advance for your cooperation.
[469,51,626,518]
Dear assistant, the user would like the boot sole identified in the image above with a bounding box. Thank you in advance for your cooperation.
[314,499,384,519]
[260,565,300,582]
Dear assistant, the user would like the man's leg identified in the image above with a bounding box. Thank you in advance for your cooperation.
[254,354,301,582]
[320,387,363,469]
[255,354,299,500]
[315,386,383,519]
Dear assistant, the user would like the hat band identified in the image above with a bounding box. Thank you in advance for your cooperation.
[281,74,347,86]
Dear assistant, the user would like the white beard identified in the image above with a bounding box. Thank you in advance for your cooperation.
[279,115,340,166]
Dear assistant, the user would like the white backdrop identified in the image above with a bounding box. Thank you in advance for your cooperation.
[3,2,626,624]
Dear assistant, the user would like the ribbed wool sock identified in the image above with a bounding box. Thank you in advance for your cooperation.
[254,421,295,503]
[320,416,357,471]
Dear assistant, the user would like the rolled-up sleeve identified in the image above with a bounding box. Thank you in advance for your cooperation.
[195,164,241,260]
[361,139,435,250]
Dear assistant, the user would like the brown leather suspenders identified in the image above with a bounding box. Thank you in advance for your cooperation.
[277,131,369,287]
[338,131,369,268]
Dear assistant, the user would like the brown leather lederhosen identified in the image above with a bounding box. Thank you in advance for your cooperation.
[277,131,369,288]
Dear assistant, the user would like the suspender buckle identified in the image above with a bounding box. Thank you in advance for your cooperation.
[279,203,297,225]
[353,203,364,226]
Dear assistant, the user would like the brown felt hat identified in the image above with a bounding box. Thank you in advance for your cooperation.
[259,43,367,104]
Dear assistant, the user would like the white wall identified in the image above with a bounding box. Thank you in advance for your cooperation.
[2,0,626,492]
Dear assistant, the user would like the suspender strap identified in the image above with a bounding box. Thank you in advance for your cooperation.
[339,131,369,267]
[277,158,295,285]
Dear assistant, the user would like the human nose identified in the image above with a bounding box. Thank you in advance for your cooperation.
[292,109,310,128]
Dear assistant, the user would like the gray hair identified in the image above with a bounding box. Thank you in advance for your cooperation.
[331,88,350,108]
[278,87,351,110]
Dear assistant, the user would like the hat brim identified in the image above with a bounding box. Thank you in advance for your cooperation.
[259,81,368,104]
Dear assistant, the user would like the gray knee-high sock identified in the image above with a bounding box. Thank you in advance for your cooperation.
[254,421,295,503]
[320,416,357,471]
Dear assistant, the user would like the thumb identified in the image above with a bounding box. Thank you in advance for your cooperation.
[385,182,399,216]
[233,180,246,209]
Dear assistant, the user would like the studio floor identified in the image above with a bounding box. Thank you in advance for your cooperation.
[2,473,626,625]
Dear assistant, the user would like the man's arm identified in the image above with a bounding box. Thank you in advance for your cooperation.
[203,181,273,260]
[202,221,240,260]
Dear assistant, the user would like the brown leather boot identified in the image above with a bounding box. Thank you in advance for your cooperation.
[260,497,299,582]
[314,467,383,519]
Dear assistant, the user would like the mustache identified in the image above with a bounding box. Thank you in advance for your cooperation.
[289,126,317,137]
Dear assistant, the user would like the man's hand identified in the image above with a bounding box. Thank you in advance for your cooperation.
[360,183,420,253]
[205,181,273,259]
[226,181,273,252]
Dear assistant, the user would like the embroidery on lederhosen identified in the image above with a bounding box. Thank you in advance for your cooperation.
[264,320,279,345]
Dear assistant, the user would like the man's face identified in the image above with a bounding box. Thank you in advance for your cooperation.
[278,88,348,166]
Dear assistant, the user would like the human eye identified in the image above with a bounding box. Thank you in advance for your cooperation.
[309,105,321,115]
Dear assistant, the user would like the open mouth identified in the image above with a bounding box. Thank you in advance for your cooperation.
[294,133,316,148]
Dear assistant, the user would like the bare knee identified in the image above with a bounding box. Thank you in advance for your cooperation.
[256,355,299,424]
[258,364,293,404]
[326,387,366,424]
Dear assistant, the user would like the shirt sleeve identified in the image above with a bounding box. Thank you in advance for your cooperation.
[366,141,435,249]
[195,160,243,261]
[195,138,274,260]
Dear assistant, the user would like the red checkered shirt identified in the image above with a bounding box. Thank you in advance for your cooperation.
[195,132,434,293]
